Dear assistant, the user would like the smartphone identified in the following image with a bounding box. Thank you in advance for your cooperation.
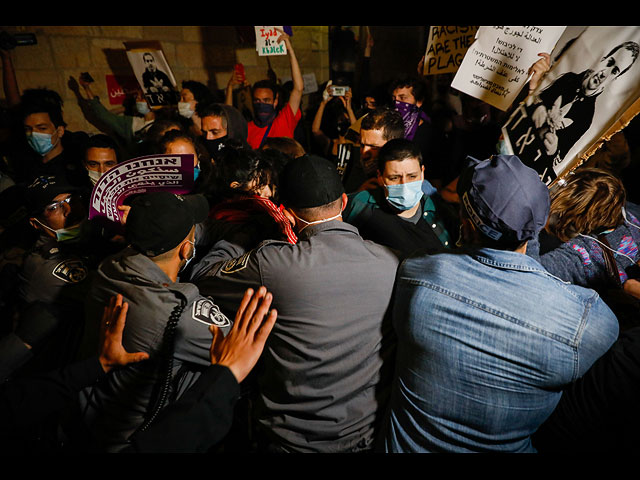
[80,72,94,83]
[331,86,349,96]
[234,63,246,84]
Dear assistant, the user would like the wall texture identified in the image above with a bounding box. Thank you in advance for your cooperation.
[0,25,330,133]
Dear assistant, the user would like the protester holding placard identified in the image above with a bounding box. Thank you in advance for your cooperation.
[245,29,304,149]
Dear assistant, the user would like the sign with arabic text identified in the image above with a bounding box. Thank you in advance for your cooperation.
[89,154,195,224]
[452,26,566,111]
[106,74,141,106]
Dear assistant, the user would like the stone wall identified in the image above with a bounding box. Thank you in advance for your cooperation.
[0,25,329,133]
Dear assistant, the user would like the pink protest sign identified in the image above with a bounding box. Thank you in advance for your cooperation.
[89,154,195,224]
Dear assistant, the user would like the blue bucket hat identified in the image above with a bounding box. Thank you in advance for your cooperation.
[457,155,550,244]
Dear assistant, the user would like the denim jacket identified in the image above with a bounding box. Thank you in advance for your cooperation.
[382,246,619,452]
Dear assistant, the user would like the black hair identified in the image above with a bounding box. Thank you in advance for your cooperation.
[84,133,120,162]
[196,102,229,130]
[377,137,423,173]
[214,145,275,199]
[181,80,215,105]
[360,108,405,141]
[20,88,66,128]
[603,41,640,77]
[388,76,427,104]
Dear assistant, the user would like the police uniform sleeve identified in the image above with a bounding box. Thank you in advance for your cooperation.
[129,364,240,453]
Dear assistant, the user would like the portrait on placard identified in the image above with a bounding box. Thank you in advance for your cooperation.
[502,26,640,185]
[124,42,179,108]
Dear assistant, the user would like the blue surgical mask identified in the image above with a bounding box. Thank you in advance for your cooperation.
[385,179,424,211]
[136,101,151,115]
[178,101,195,119]
[27,131,59,156]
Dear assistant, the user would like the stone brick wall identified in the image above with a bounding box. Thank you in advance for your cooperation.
[0,25,329,134]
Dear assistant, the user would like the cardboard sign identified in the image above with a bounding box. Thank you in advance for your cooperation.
[89,154,195,224]
[452,26,566,111]
[423,26,479,76]
[124,41,179,108]
[502,26,640,186]
[255,26,288,56]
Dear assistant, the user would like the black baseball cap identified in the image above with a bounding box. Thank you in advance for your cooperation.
[126,191,209,256]
[25,175,82,216]
[279,155,345,209]
[457,155,550,244]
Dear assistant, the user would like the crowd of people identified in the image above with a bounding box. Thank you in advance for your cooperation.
[1,28,640,454]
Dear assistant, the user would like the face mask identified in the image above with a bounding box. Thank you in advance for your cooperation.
[394,100,425,141]
[136,101,151,115]
[178,101,195,119]
[27,131,59,156]
[253,102,276,128]
[87,169,102,186]
[34,218,83,243]
[194,164,201,181]
[204,136,228,159]
[385,179,424,211]
[181,240,196,272]
[291,210,342,231]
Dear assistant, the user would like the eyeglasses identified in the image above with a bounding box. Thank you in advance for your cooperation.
[43,192,82,215]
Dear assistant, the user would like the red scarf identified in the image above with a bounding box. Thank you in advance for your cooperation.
[209,194,297,244]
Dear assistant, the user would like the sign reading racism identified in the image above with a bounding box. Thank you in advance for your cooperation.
[124,41,179,108]
[89,154,195,225]
[502,26,640,186]
[452,26,566,111]
[423,26,479,76]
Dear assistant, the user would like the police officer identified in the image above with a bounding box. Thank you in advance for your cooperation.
[191,155,401,453]
[0,175,94,382]
[78,191,233,452]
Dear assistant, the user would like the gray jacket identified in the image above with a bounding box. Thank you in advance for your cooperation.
[79,247,232,452]
[193,220,401,452]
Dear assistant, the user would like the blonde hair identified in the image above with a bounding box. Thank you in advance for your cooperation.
[546,168,626,242]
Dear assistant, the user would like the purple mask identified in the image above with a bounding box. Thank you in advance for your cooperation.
[394,100,429,141]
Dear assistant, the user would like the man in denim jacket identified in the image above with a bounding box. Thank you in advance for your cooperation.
[381,154,619,453]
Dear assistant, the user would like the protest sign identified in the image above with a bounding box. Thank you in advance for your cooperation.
[502,26,640,186]
[124,41,179,108]
[89,154,195,225]
[451,26,566,111]
[105,74,140,106]
[423,26,479,76]
[255,26,288,56]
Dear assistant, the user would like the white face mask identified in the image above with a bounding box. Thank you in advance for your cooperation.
[178,101,195,119]
[87,169,102,186]
[291,211,342,231]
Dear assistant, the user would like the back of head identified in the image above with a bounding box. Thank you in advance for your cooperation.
[360,108,405,141]
[262,136,306,160]
[457,155,550,250]
[126,191,209,257]
[546,168,626,242]
[214,145,273,198]
[279,155,345,210]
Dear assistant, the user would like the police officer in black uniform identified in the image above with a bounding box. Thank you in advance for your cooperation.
[0,175,97,382]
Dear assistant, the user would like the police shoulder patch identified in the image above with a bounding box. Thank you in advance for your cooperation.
[52,259,88,283]
[220,251,252,275]
[191,297,231,328]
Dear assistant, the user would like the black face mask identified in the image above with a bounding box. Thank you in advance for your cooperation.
[204,135,228,159]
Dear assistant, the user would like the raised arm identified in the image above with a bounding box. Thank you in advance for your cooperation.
[277,29,304,116]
